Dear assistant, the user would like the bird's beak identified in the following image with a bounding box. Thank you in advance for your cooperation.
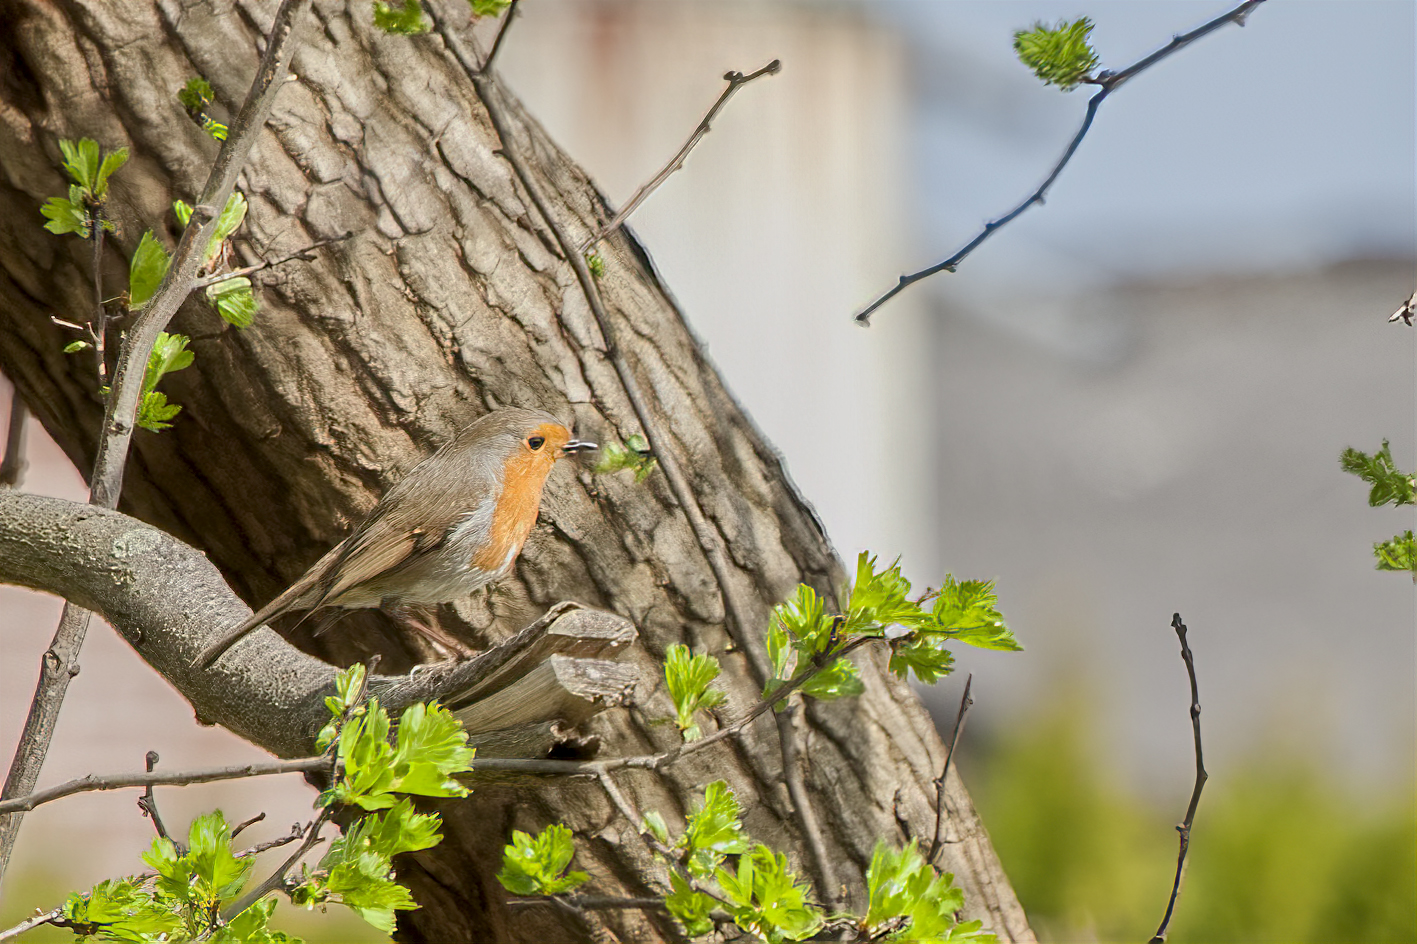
[560,439,598,456]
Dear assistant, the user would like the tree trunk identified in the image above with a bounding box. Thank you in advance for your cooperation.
[0,1,1032,940]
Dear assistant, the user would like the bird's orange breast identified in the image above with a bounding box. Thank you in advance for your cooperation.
[468,446,558,573]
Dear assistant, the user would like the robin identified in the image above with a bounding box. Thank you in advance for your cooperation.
[194,408,596,668]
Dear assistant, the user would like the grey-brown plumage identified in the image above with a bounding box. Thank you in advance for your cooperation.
[194,408,595,668]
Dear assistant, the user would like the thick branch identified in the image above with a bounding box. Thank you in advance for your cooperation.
[855,0,1266,325]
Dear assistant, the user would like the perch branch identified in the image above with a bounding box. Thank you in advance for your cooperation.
[928,673,973,863]
[577,60,781,253]
[1149,613,1208,944]
[855,0,1267,325]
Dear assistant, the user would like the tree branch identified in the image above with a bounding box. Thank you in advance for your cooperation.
[1149,613,1208,944]
[190,234,351,290]
[577,60,781,254]
[0,907,62,943]
[0,395,25,488]
[929,673,972,863]
[776,703,839,906]
[136,750,175,848]
[854,0,1267,325]
[223,809,331,921]
[0,756,329,816]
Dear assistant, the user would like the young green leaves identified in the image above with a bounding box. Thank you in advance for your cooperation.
[470,0,512,17]
[864,840,995,942]
[178,77,230,141]
[665,644,727,741]
[1013,18,1099,91]
[715,846,822,943]
[174,193,259,326]
[594,433,657,482]
[133,331,194,431]
[495,824,590,897]
[1341,441,1417,574]
[324,697,475,811]
[373,0,430,34]
[41,138,129,236]
[129,231,172,309]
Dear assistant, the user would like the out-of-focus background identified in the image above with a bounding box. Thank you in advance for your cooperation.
[3,2,1413,941]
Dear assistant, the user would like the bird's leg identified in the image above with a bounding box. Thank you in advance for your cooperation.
[380,601,476,660]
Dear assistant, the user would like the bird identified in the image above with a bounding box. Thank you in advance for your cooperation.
[195,408,596,668]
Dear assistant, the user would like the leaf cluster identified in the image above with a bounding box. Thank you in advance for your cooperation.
[766,553,1020,699]
[495,824,590,897]
[102,331,194,432]
[593,433,657,482]
[664,644,727,741]
[1340,441,1416,574]
[172,194,260,327]
[373,0,430,35]
[41,138,129,237]
[863,840,996,942]
[1013,17,1099,91]
[178,77,229,141]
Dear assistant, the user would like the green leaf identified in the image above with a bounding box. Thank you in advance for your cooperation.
[373,0,431,34]
[94,146,130,199]
[665,644,727,741]
[1341,441,1416,507]
[320,849,418,933]
[715,845,823,943]
[329,798,444,864]
[798,655,865,701]
[63,340,92,354]
[593,434,657,482]
[206,276,258,328]
[863,839,995,942]
[387,701,475,798]
[144,331,194,395]
[179,77,216,113]
[1374,530,1417,574]
[63,877,184,940]
[319,663,367,750]
[682,780,750,877]
[496,824,590,896]
[185,810,254,903]
[1013,17,1099,91]
[333,698,396,809]
[59,138,100,193]
[772,583,833,658]
[211,192,248,250]
[643,810,671,846]
[585,252,606,279]
[847,552,927,636]
[470,0,512,18]
[129,230,171,308]
[41,192,90,237]
[888,638,955,685]
[216,895,303,944]
[665,870,716,938]
[173,199,193,227]
[137,389,182,431]
[928,577,1020,651]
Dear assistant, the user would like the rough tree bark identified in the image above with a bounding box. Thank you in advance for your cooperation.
[0,1,1033,941]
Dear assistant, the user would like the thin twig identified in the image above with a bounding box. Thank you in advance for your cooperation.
[776,703,839,906]
[478,0,519,75]
[229,811,267,841]
[237,821,306,858]
[88,206,109,387]
[0,907,63,943]
[577,60,781,253]
[1149,613,1208,944]
[432,11,771,683]
[222,809,331,921]
[928,674,972,863]
[0,395,26,488]
[0,0,313,888]
[136,750,175,848]
[0,756,328,816]
[508,895,666,911]
[855,0,1267,325]
[190,234,351,289]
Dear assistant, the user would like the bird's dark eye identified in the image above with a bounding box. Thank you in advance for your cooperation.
[527,436,545,451]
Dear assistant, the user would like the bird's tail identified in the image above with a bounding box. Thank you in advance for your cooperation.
[193,556,337,668]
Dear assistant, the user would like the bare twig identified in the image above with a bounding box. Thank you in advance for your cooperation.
[230,811,267,841]
[0,0,313,888]
[0,907,63,943]
[222,809,331,921]
[855,0,1267,325]
[190,234,351,289]
[478,0,519,75]
[431,12,770,683]
[237,820,306,858]
[136,750,175,848]
[1149,613,1208,944]
[0,756,328,816]
[88,206,110,387]
[577,60,781,253]
[928,673,973,863]
[0,395,26,488]
[776,703,839,906]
